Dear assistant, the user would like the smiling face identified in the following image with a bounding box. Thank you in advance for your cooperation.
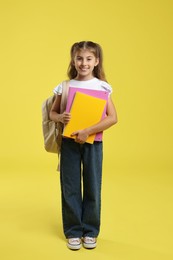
[73,49,99,81]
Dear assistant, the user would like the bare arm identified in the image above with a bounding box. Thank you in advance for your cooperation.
[49,94,71,124]
[71,95,118,143]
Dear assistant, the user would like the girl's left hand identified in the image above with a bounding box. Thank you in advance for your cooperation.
[71,129,89,144]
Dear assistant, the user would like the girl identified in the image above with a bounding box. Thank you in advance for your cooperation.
[50,41,118,250]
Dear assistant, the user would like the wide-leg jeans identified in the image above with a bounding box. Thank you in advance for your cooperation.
[60,138,103,238]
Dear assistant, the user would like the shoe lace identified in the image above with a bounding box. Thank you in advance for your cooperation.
[84,237,95,243]
[70,238,80,243]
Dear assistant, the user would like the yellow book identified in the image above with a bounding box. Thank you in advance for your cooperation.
[63,91,107,144]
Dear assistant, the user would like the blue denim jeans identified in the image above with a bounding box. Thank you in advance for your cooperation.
[60,138,103,238]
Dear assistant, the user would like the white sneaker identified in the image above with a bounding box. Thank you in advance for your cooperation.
[83,237,97,249]
[67,238,82,250]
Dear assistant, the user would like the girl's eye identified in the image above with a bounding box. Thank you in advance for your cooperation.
[75,57,93,62]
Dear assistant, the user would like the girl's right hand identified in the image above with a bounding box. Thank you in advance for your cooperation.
[60,112,71,124]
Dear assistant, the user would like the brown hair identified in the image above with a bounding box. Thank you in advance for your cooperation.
[67,41,107,81]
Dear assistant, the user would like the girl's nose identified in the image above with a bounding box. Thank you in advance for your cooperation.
[82,59,87,65]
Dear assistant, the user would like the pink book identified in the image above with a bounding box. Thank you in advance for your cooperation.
[66,87,109,141]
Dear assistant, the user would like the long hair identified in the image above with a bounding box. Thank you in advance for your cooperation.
[67,41,107,81]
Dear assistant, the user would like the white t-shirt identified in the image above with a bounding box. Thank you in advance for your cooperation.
[53,77,112,95]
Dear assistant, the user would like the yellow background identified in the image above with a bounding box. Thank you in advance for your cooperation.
[0,0,173,259]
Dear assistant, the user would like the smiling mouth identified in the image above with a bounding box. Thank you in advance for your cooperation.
[80,67,88,71]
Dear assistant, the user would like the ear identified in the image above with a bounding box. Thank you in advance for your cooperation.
[95,58,99,66]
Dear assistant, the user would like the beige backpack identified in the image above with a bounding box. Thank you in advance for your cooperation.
[42,80,69,154]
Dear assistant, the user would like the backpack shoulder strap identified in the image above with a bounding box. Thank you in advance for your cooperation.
[60,80,70,113]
